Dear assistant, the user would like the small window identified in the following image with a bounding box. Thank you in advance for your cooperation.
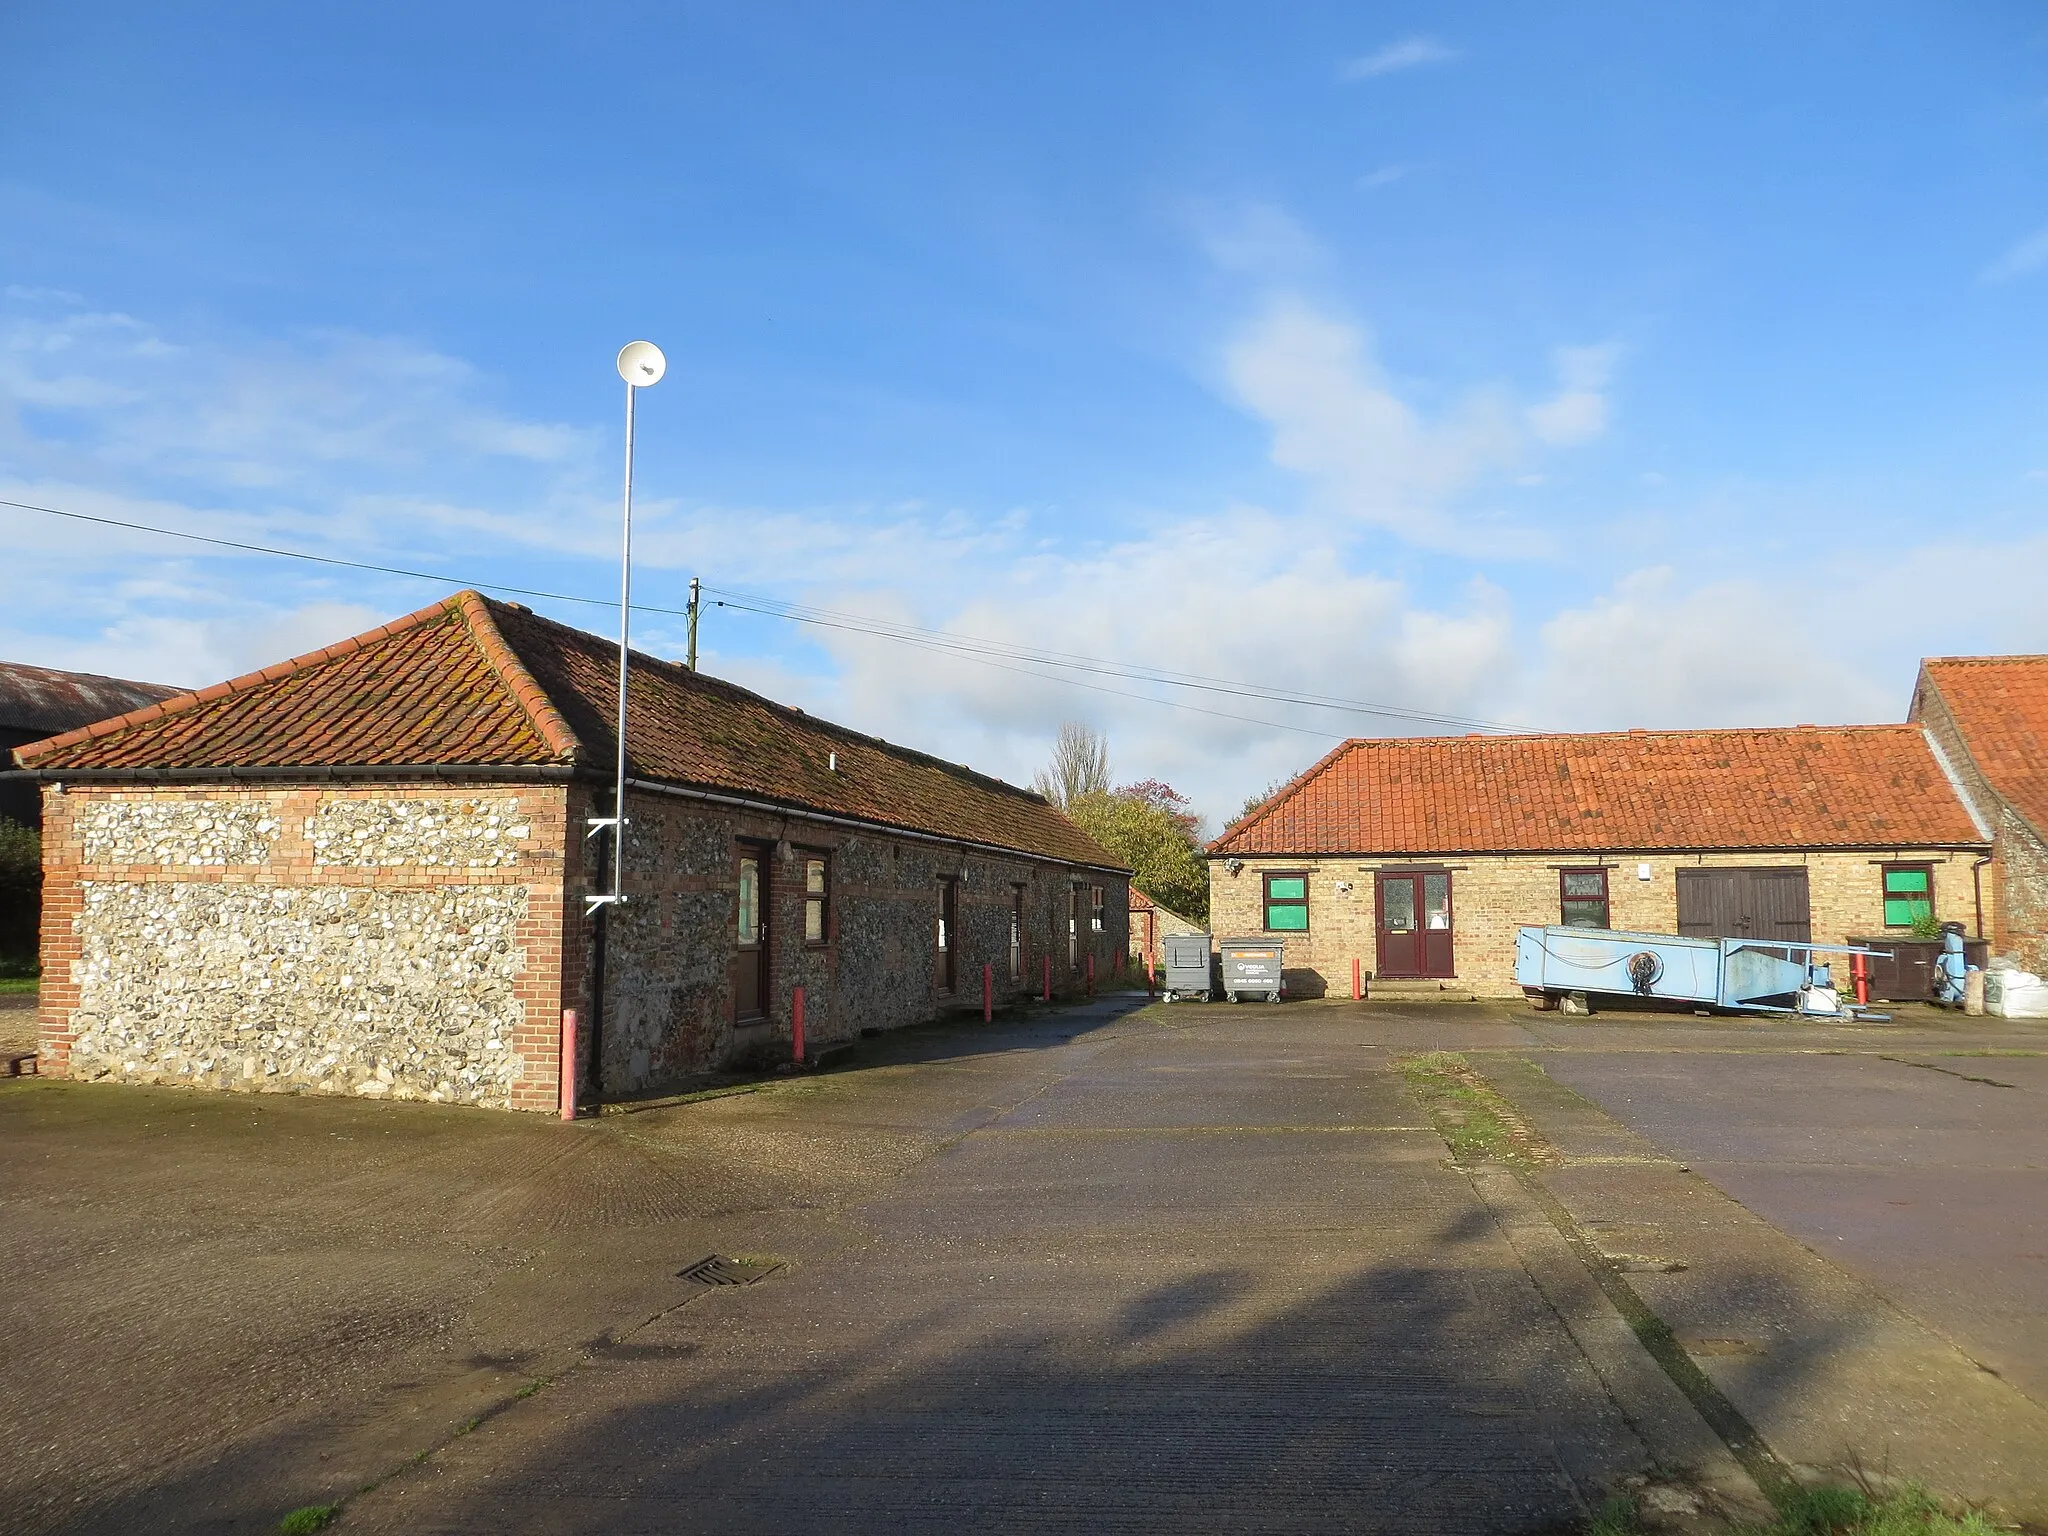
[1090,884,1105,933]
[803,856,829,945]
[1009,887,1024,980]
[1560,868,1610,929]
[1263,873,1309,932]
[1882,863,1934,928]
[1069,884,1082,965]
[736,856,760,943]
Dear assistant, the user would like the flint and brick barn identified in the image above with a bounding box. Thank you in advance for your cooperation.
[1912,654,2048,975]
[12,591,1128,1110]
[1206,726,1993,999]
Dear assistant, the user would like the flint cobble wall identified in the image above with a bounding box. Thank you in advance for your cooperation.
[1912,687,2046,973]
[40,784,572,1109]
[1991,810,2048,974]
[578,784,1129,1095]
[1209,848,1995,998]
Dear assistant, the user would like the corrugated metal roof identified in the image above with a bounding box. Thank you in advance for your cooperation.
[0,662,179,738]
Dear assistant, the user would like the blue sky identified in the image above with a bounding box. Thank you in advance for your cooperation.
[4,3,2047,824]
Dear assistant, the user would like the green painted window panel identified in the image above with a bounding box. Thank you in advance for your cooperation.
[1884,898,1932,927]
[1884,869,1929,895]
[1266,877,1307,899]
[1266,905,1309,931]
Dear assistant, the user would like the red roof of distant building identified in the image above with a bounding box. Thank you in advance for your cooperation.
[1917,654,2048,836]
[1209,726,1985,857]
[12,591,1122,869]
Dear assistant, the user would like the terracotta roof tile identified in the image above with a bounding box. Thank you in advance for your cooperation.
[13,591,1118,869]
[1209,726,1985,857]
[1918,655,2048,836]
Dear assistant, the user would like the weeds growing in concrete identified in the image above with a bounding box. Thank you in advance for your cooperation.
[1749,1482,2005,1535]
[1397,1052,1553,1166]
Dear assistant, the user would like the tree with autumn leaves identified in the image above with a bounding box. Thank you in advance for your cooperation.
[1034,723,1209,923]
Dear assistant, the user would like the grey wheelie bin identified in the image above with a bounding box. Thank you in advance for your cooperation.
[1219,937,1285,1003]
[1161,932,1214,1002]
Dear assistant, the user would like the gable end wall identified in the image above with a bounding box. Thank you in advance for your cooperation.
[38,782,573,1110]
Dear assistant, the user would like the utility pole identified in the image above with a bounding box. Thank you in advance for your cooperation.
[686,576,701,671]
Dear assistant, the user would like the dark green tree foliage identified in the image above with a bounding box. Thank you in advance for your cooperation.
[0,817,40,973]
[1066,779,1209,924]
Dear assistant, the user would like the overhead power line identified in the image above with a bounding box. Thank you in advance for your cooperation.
[3,495,1526,738]
[702,585,1525,734]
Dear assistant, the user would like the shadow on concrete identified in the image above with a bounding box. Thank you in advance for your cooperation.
[58,1235,1757,1535]
[809,992,1158,1074]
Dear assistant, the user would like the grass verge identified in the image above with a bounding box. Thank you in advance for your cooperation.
[1589,1479,2006,1534]
[0,976,37,995]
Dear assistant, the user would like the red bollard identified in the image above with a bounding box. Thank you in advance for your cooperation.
[1086,952,1095,997]
[1851,952,1869,1006]
[559,1009,578,1122]
[792,986,806,1064]
[1147,963,1156,1000]
[1043,955,1052,1003]
[1352,957,1361,1001]
[983,962,993,1023]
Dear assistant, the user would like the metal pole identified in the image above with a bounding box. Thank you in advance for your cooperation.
[612,380,635,908]
[686,577,701,672]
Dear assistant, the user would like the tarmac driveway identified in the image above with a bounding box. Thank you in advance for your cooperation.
[1534,1041,2048,1405]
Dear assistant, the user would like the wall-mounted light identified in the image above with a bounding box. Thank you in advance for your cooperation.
[1225,858,1244,875]
[1637,862,1652,881]
[1334,880,1353,895]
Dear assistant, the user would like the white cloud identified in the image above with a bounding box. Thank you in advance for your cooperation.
[1526,343,1620,445]
[1981,226,2048,283]
[10,290,2042,834]
[1342,36,1460,80]
[1188,201,1326,277]
[1355,164,1413,191]
[1224,300,1620,554]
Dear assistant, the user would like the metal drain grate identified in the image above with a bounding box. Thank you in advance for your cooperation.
[678,1254,783,1287]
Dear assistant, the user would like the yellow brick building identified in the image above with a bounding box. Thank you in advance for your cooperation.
[1207,727,1993,1001]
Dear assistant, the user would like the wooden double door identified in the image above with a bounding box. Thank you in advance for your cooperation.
[1376,870,1454,979]
[1675,867,1811,944]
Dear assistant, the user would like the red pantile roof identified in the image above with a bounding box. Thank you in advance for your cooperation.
[1209,726,1986,857]
[13,592,1122,869]
[1917,655,2048,837]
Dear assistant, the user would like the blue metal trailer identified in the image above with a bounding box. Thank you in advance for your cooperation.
[1513,926,1889,1019]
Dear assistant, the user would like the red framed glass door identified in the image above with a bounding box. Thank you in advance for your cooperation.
[1376,871,1454,979]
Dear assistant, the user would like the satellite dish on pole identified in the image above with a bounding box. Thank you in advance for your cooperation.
[617,340,666,386]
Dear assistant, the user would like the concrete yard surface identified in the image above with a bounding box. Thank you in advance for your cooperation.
[2,995,2043,1532]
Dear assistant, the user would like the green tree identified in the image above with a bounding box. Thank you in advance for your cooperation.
[0,817,41,975]
[1066,779,1209,923]
[1229,777,1289,829]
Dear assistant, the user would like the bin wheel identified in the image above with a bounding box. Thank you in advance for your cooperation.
[1227,992,1240,1004]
